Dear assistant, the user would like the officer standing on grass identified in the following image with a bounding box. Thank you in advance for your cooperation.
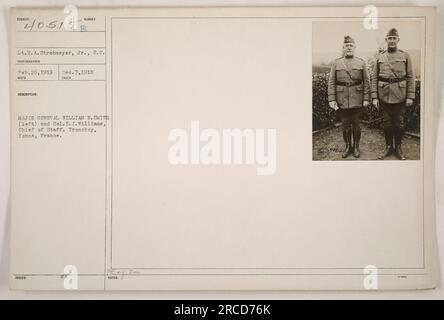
[371,28,415,160]
[328,35,370,158]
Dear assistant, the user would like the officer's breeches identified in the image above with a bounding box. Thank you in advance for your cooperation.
[381,101,406,146]
[381,102,405,130]
[339,107,363,130]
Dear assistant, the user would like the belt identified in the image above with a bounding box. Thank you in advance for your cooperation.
[335,80,362,87]
[378,77,406,84]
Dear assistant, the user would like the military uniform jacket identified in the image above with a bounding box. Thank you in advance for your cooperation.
[371,49,415,104]
[328,56,370,109]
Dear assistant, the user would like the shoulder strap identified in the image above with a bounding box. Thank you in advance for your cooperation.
[381,52,400,80]
[339,58,356,81]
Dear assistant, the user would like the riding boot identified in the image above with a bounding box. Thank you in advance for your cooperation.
[378,127,393,160]
[394,127,407,160]
[352,127,361,158]
[342,128,352,158]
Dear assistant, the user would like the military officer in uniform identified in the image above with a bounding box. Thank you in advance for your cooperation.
[328,35,370,158]
[371,28,415,160]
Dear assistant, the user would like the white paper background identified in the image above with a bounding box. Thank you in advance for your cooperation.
[111,18,422,270]
[0,0,443,299]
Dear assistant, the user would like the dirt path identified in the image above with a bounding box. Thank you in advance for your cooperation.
[312,126,420,161]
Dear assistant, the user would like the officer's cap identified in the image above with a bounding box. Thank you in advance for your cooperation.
[343,35,355,44]
[386,28,399,37]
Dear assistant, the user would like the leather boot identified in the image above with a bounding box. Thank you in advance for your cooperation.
[342,128,352,158]
[352,127,361,158]
[394,144,407,160]
[394,127,407,160]
[378,127,393,160]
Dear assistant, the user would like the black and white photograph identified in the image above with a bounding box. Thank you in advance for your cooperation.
[312,20,422,160]
[1,4,442,298]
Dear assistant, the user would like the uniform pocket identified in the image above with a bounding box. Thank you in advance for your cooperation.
[351,68,363,79]
[336,70,349,82]
[378,81,390,103]
[394,80,407,102]
[392,58,407,77]
[378,62,392,78]
[395,86,407,102]
[350,85,364,107]
[335,86,346,106]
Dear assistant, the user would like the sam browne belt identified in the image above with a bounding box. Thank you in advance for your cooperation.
[335,80,363,87]
[378,77,407,84]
